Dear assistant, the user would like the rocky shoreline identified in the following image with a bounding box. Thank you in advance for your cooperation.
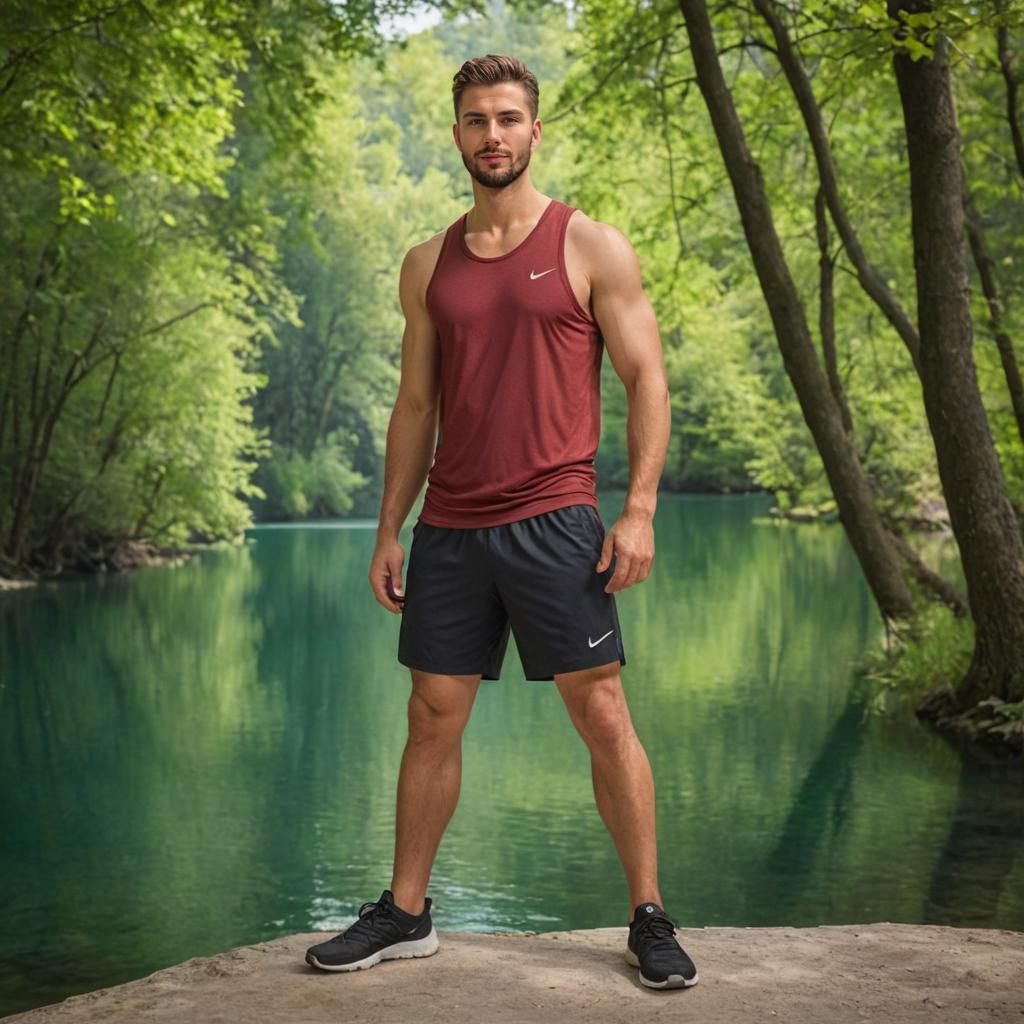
[0,541,195,591]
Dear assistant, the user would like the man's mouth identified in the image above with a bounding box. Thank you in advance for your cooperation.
[481,153,508,163]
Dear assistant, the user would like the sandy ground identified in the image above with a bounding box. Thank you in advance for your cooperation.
[5,923,1023,1023]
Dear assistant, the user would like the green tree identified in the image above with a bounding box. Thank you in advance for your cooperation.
[0,0,435,572]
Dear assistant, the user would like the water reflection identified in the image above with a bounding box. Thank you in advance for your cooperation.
[923,757,1024,926]
[1,494,1020,1017]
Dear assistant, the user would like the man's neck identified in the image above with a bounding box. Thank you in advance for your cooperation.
[467,180,549,234]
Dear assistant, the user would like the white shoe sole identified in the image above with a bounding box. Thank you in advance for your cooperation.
[307,926,440,972]
[624,947,699,988]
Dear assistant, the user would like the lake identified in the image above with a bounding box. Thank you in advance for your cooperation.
[2,493,1021,1016]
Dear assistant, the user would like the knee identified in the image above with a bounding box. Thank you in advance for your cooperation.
[566,687,635,751]
[406,690,469,746]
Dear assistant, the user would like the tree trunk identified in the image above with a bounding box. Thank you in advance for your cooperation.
[962,185,1024,448]
[677,0,914,623]
[750,0,999,629]
[996,20,1024,181]
[890,0,1024,707]
[815,190,964,613]
[814,187,854,436]
[751,0,921,372]
[881,518,968,618]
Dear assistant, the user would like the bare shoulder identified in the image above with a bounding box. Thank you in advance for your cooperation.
[565,210,640,282]
[399,228,447,309]
[404,227,447,277]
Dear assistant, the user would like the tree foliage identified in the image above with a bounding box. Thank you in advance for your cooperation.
[4,0,1024,602]
[0,0,415,571]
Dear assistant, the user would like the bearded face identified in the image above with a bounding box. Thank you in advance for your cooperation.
[455,83,539,191]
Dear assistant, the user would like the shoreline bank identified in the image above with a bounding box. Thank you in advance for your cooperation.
[5,922,1022,1023]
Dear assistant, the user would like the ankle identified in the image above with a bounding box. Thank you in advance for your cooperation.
[390,889,426,917]
[629,896,664,922]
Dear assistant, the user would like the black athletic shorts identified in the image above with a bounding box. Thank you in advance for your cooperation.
[397,503,627,681]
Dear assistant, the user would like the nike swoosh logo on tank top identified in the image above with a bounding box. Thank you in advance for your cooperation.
[420,198,604,529]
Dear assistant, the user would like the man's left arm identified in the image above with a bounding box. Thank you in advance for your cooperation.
[588,222,671,594]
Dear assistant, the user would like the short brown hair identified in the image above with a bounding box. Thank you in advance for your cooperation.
[452,54,539,123]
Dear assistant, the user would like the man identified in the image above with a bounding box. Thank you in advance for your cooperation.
[305,54,698,991]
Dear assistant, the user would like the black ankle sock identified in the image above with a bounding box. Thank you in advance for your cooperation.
[392,899,425,920]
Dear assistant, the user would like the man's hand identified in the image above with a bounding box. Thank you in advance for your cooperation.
[596,510,655,593]
[369,538,406,614]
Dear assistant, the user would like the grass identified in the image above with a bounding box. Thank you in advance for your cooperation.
[854,598,974,715]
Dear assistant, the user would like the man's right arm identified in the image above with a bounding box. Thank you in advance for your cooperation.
[368,241,442,613]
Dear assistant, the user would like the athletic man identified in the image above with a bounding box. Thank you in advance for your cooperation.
[306,54,699,990]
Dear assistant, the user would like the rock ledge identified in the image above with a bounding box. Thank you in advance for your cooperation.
[6,922,1023,1023]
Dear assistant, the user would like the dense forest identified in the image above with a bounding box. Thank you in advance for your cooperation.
[2,0,1023,748]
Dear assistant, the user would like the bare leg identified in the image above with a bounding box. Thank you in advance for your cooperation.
[389,670,481,916]
[555,662,662,923]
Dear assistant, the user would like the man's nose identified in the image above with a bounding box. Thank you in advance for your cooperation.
[484,121,502,145]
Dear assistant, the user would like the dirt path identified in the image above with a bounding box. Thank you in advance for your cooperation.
[6,923,1023,1023]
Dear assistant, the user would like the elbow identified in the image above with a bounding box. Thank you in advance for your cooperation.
[626,368,670,403]
[396,389,439,419]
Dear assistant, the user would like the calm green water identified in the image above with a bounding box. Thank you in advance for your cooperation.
[2,493,1022,1016]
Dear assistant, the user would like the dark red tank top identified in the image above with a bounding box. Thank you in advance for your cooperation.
[419,197,603,528]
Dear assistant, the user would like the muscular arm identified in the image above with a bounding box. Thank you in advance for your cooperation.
[588,222,671,592]
[370,242,442,612]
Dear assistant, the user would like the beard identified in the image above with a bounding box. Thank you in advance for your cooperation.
[462,145,532,189]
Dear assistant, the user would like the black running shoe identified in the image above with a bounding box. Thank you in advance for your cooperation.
[305,889,439,972]
[625,901,699,989]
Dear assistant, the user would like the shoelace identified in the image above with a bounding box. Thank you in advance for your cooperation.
[633,913,681,955]
[330,897,405,944]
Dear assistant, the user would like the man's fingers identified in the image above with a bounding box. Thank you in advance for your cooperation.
[371,575,398,613]
[385,565,405,613]
[369,552,405,614]
[388,565,404,598]
[605,553,654,592]
[605,555,635,593]
[600,530,656,592]
[624,558,649,589]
